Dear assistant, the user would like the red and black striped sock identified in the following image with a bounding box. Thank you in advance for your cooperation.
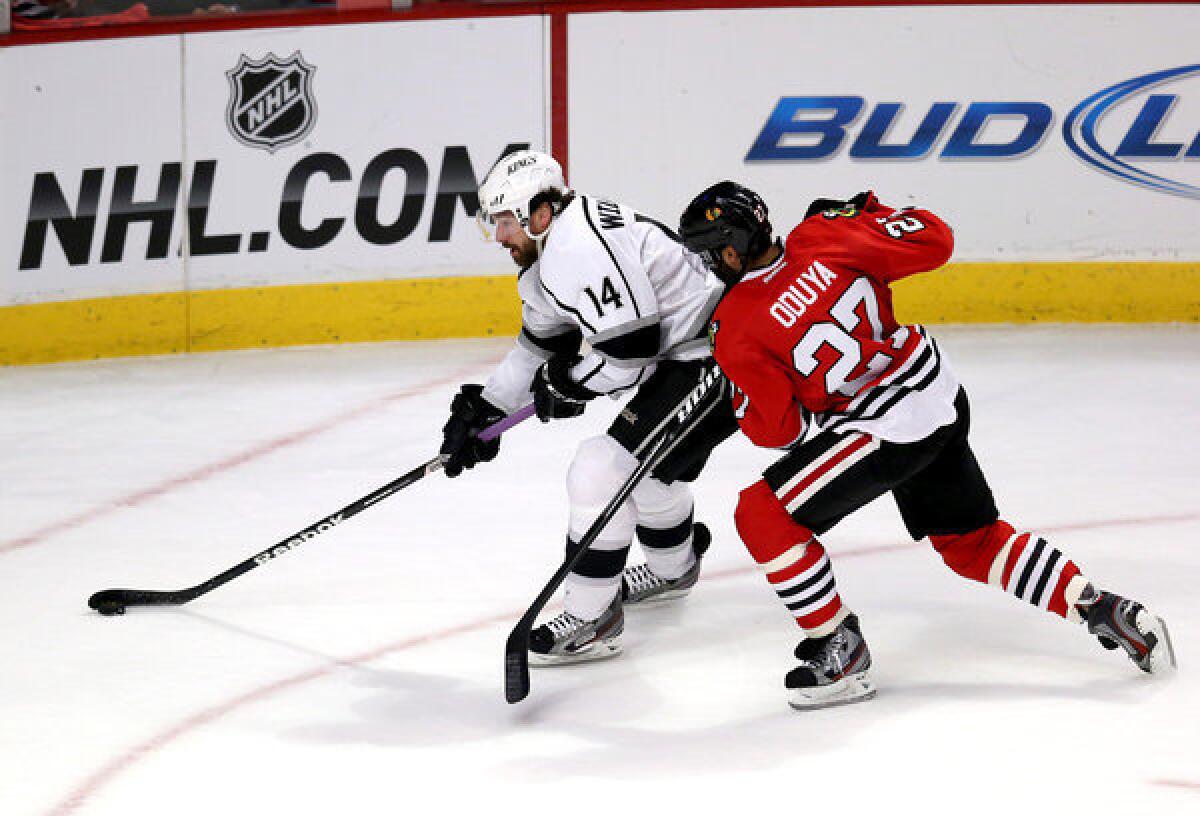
[735,480,849,637]
[932,520,1090,621]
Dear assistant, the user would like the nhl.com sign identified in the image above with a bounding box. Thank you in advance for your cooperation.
[226,52,317,152]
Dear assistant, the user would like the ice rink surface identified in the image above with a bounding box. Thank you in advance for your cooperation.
[2,325,1198,816]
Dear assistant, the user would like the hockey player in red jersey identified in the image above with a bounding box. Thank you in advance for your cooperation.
[678,181,1176,710]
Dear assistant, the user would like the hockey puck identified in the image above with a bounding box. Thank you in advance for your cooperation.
[95,600,126,616]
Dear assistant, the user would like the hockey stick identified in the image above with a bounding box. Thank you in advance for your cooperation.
[87,403,537,616]
[504,364,726,704]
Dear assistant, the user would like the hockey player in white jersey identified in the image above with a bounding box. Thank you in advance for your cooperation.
[439,150,738,665]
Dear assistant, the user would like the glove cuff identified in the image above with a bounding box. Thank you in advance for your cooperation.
[456,384,505,423]
[544,356,600,403]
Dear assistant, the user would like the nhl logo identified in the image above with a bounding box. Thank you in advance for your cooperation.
[226,52,317,152]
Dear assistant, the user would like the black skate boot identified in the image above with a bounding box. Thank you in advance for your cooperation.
[1077,585,1176,674]
[785,614,876,710]
[621,523,711,606]
[528,595,624,667]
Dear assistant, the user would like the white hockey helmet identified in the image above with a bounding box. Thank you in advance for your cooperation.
[476,150,570,241]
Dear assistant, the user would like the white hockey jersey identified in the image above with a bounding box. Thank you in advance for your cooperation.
[482,195,724,413]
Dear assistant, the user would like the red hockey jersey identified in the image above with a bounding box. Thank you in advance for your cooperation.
[710,192,960,448]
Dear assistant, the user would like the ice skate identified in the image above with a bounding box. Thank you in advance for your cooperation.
[785,614,876,710]
[621,523,711,605]
[528,595,623,666]
[1078,586,1176,674]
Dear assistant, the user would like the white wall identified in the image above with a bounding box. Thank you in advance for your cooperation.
[568,5,1200,261]
[181,19,545,292]
[4,5,1198,310]
[1,16,546,306]
[1,36,185,303]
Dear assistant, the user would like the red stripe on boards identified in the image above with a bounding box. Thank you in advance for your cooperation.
[550,11,570,176]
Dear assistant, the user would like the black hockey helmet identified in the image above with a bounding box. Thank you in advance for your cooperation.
[678,181,773,277]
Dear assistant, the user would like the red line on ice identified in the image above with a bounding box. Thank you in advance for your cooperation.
[1150,780,1200,792]
[40,509,1198,816]
[42,614,514,816]
[0,365,483,557]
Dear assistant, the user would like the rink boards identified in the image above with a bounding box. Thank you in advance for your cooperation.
[2,4,1198,363]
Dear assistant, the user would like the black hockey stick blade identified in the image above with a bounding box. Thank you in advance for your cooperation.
[504,558,572,703]
[86,405,537,617]
[88,587,196,615]
[502,364,725,703]
[504,632,531,703]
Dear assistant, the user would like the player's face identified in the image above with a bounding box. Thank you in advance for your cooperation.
[696,244,744,280]
[492,212,538,268]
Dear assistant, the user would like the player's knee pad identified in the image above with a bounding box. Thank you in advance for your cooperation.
[631,476,693,529]
[930,519,1015,583]
[734,480,813,566]
[567,435,638,532]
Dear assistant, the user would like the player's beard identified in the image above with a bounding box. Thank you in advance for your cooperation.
[505,238,539,269]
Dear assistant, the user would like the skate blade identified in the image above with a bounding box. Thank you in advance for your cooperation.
[625,587,693,606]
[1137,610,1178,674]
[788,672,876,711]
[528,638,623,668]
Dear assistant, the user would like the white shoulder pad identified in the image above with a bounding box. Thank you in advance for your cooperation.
[538,196,659,343]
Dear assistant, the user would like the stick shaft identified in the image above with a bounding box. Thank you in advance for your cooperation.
[89,404,533,611]
[479,403,536,442]
[504,366,724,703]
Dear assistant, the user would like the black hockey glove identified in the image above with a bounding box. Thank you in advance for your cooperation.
[803,191,874,220]
[531,355,599,422]
[440,384,505,478]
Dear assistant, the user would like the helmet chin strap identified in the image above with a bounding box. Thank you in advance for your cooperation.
[523,211,556,258]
